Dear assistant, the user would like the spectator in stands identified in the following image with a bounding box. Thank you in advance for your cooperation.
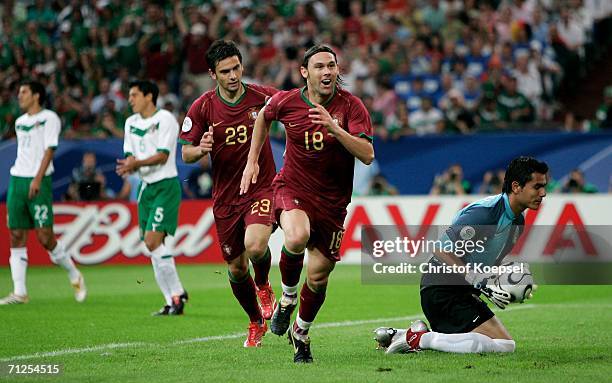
[474,94,506,131]
[65,152,108,201]
[0,0,607,140]
[513,50,542,113]
[156,81,179,113]
[497,75,535,125]
[183,156,213,200]
[463,74,482,112]
[430,164,471,195]
[409,97,444,136]
[0,87,19,140]
[90,78,125,116]
[368,174,399,196]
[479,169,505,195]
[594,86,612,129]
[442,89,474,134]
[562,169,598,194]
[556,7,586,58]
[173,2,219,94]
[383,103,412,140]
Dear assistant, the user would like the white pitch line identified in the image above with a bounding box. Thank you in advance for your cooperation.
[0,342,147,363]
[0,304,536,362]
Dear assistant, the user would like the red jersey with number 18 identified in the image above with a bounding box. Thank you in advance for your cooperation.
[180,83,278,206]
[263,87,373,210]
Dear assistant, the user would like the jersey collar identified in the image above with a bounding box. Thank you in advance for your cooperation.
[300,85,336,108]
[216,82,247,106]
[139,108,160,120]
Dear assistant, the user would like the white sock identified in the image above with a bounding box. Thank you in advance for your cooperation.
[420,332,515,353]
[49,241,80,282]
[151,251,172,305]
[9,248,28,296]
[295,315,312,332]
[151,245,184,301]
[281,282,298,297]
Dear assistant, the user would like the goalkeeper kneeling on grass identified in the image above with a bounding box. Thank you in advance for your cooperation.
[376,157,548,354]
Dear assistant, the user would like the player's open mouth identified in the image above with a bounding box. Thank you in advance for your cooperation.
[321,79,332,88]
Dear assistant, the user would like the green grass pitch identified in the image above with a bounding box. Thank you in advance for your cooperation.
[1,264,611,382]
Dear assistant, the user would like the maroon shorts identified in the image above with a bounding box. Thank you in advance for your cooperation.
[214,188,274,262]
[273,183,347,262]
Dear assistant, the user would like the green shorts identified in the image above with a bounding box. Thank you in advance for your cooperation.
[7,175,54,229]
[137,177,181,238]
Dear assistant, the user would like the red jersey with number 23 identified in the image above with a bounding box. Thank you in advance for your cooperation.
[180,83,278,206]
[263,87,373,210]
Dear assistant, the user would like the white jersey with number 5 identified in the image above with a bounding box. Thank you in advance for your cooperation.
[123,109,178,183]
[10,109,61,177]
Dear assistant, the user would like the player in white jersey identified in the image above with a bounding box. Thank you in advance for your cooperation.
[116,80,188,316]
[1,81,86,305]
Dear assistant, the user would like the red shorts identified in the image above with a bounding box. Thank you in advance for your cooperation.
[273,183,347,262]
[213,188,274,262]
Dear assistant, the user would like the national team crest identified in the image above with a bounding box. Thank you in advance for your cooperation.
[331,114,343,129]
[247,107,259,121]
[223,244,232,256]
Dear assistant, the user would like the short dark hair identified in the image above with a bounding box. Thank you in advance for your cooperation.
[21,80,46,106]
[206,40,242,72]
[502,156,549,193]
[129,80,159,105]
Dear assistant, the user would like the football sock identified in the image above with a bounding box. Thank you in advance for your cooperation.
[297,281,326,325]
[279,245,304,292]
[251,247,271,287]
[151,256,172,306]
[49,241,80,282]
[281,283,298,297]
[152,245,184,299]
[419,332,516,353]
[293,315,312,337]
[229,270,263,323]
[9,247,28,296]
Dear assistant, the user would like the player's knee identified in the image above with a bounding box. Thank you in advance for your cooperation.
[228,262,249,280]
[306,276,328,294]
[36,231,55,250]
[10,231,27,247]
[284,228,309,252]
[144,237,162,252]
[244,237,268,259]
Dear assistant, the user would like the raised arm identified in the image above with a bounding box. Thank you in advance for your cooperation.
[239,109,271,195]
[308,101,374,165]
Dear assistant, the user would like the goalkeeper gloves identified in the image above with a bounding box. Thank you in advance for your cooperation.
[465,270,511,309]
[480,285,512,309]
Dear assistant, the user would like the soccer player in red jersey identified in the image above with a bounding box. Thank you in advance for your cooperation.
[180,40,278,348]
[240,45,375,362]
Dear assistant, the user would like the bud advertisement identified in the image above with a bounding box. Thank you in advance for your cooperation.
[1,195,611,265]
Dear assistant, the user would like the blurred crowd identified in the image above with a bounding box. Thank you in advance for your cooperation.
[428,163,601,196]
[1,0,612,142]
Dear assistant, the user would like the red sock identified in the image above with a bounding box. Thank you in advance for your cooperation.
[252,247,271,287]
[229,272,262,323]
[298,281,326,324]
[279,246,304,289]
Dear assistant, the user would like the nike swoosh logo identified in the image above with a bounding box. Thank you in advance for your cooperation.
[472,316,480,323]
[212,121,223,127]
[287,123,298,127]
